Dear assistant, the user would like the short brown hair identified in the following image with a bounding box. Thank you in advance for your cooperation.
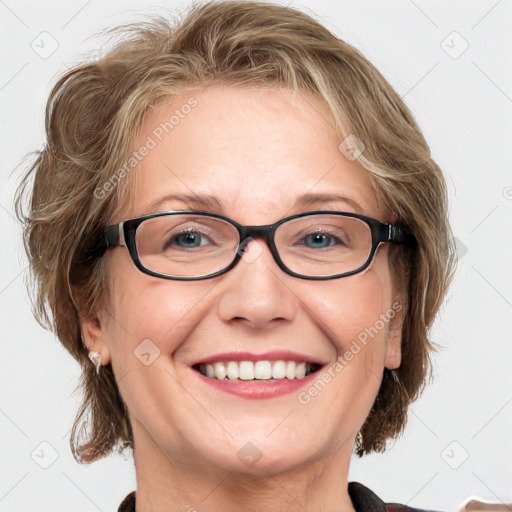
[15,0,455,463]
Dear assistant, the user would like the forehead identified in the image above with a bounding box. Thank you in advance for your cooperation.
[121,86,384,222]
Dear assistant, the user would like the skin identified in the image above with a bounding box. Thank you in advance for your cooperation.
[82,86,403,512]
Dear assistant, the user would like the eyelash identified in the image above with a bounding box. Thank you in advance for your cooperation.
[164,227,215,248]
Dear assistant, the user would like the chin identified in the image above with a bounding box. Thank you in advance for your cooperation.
[195,431,329,476]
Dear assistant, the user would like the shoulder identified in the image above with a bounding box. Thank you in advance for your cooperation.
[349,482,444,512]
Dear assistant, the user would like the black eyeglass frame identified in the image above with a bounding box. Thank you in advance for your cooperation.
[99,210,417,281]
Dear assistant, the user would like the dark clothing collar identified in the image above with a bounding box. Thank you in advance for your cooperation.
[118,481,438,511]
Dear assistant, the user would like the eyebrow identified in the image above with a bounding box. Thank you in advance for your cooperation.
[145,193,225,214]
[292,193,364,214]
[144,192,363,215]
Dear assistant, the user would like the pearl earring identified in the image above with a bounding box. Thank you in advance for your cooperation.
[88,351,102,374]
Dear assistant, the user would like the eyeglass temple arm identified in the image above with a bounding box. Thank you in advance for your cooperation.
[83,224,122,260]
[386,224,417,245]
[104,222,126,249]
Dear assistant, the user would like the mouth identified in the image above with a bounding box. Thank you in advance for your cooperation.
[192,360,321,381]
[190,351,327,399]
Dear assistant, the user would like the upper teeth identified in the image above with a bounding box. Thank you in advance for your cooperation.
[199,360,315,380]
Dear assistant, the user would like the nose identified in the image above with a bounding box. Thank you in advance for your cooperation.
[216,238,298,330]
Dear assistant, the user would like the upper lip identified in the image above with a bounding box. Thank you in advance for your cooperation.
[190,350,328,367]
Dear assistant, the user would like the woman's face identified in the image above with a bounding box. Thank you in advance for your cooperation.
[84,86,402,475]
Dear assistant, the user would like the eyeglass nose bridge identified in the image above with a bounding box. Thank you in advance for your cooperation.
[238,223,274,247]
[236,224,280,262]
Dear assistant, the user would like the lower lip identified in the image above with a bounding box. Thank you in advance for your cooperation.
[193,369,320,399]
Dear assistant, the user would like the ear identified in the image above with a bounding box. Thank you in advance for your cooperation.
[80,310,112,367]
[384,299,404,370]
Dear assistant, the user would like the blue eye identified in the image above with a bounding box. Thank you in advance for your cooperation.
[174,232,205,248]
[164,229,213,250]
[304,233,335,248]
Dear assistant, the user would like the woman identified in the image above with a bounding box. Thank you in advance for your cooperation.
[16,1,455,510]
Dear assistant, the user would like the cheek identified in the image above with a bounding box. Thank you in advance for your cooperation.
[101,276,216,419]
[104,273,216,361]
[300,259,395,392]
[291,268,396,445]
[306,269,390,347]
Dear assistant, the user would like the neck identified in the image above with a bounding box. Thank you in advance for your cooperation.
[131,425,357,512]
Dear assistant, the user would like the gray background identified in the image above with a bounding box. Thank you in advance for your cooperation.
[1,0,511,510]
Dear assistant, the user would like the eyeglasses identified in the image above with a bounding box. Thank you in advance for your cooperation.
[98,210,416,280]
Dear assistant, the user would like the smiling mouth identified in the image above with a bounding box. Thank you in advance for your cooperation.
[193,360,321,381]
